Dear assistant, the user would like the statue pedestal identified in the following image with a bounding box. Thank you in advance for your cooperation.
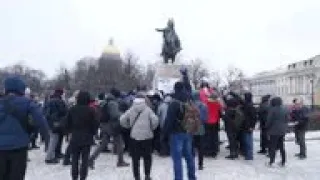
[153,62,192,94]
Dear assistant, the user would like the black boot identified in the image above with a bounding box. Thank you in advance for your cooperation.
[257,150,267,154]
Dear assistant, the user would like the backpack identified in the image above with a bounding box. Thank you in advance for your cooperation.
[234,106,244,130]
[175,99,201,134]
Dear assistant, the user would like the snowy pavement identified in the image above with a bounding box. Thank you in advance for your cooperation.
[26,135,320,180]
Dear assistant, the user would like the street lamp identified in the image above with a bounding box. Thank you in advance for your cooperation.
[310,78,314,110]
[308,74,315,110]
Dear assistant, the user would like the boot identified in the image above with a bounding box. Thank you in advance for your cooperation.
[145,175,152,180]
[225,155,237,160]
[45,158,59,164]
[257,149,267,154]
[88,160,95,170]
[298,154,306,160]
[117,161,130,167]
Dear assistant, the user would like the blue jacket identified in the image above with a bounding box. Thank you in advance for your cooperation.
[0,77,49,150]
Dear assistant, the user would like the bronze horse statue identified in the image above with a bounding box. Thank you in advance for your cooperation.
[156,19,182,64]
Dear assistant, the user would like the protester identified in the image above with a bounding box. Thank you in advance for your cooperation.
[65,91,99,180]
[204,92,222,157]
[257,95,271,155]
[291,99,309,159]
[163,69,196,180]
[266,97,288,167]
[120,93,159,180]
[157,95,172,156]
[45,89,68,164]
[223,94,242,160]
[192,90,208,170]
[0,76,49,180]
[89,88,129,168]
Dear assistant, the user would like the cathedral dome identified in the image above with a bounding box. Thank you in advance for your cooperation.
[101,38,121,60]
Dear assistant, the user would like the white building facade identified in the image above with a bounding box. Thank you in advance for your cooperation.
[248,55,320,106]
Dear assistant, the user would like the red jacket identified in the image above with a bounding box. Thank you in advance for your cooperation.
[207,99,222,125]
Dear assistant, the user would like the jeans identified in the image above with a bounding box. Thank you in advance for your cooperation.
[0,148,28,180]
[71,145,91,180]
[269,135,286,165]
[130,139,153,180]
[46,131,59,160]
[295,130,306,156]
[242,132,253,160]
[170,133,196,180]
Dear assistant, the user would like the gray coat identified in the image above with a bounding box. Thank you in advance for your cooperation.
[157,96,171,129]
[120,98,159,141]
[266,106,289,136]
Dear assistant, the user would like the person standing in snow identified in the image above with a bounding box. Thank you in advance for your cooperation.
[157,94,172,156]
[291,99,309,159]
[120,93,159,180]
[192,91,208,170]
[266,97,288,167]
[0,76,49,180]
[45,89,68,164]
[163,69,196,180]
[65,91,99,180]
[257,95,271,155]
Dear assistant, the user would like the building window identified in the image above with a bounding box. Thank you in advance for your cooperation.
[310,59,314,65]
[292,63,296,68]
[304,61,308,67]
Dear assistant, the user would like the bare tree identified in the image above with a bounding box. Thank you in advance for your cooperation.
[190,59,209,88]
[209,71,222,88]
[224,66,245,92]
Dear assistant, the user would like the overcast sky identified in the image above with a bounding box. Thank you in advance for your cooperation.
[1,0,320,78]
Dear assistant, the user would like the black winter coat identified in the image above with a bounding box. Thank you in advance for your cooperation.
[66,105,99,146]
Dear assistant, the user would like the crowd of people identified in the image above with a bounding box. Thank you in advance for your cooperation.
[0,68,310,180]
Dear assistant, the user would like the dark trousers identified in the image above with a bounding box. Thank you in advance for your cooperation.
[153,128,160,153]
[159,133,169,156]
[0,148,28,180]
[64,143,72,163]
[193,135,204,167]
[226,129,238,157]
[131,139,153,180]
[30,130,39,147]
[71,145,91,180]
[241,132,253,160]
[269,135,286,165]
[260,129,269,152]
[204,124,219,156]
[55,133,64,156]
[295,129,306,156]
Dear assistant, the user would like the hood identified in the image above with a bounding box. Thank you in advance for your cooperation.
[271,97,282,107]
[132,97,148,112]
[261,95,271,103]
[76,91,91,105]
[173,81,189,102]
[244,92,253,104]
[110,88,121,98]
[4,76,26,96]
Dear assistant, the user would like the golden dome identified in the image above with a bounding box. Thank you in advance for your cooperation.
[102,38,120,55]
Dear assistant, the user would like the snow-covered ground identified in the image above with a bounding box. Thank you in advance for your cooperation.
[26,133,320,180]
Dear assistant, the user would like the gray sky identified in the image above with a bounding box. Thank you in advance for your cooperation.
[1,0,320,78]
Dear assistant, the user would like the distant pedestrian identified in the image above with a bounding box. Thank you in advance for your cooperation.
[266,97,288,167]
